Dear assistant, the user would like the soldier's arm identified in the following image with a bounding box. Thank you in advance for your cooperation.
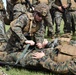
[67,0,71,8]
[35,22,44,44]
[52,0,60,9]
[48,0,55,9]
[61,0,71,9]
[10,14,28,43]
[32,50,69,73]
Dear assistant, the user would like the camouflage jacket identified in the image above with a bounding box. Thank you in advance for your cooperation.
[6,0,27,23]
[0,37,76,75]
[32,0,54,9]
[9,12,44,46]
[0,0,7,42]
[52,0,71,9]
[69,0,76,10]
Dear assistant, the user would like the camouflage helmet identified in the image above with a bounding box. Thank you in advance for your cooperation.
[34,3,49,17]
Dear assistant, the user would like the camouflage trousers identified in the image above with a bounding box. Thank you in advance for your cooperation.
[44,13,54,37]
[54,11,62,34]
[0,48,76,74]
[0,12,7,43]
[70,10,76,35]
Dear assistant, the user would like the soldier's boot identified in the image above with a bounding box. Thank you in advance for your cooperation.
[55,31,60,38]
[55,25,60,37]
[72,31,75,36]
[47,31,55,39]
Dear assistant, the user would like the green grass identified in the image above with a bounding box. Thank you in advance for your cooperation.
[1,67,52,75]
[5,25,10,31]
[1,21,76,75]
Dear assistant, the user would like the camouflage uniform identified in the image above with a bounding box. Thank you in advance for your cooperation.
[0,3,51,52]
[69,0,76,35]
[6,0,27,23]
[49,0,56,25]
[0,38,76,75]
[0,0,7,43]
[52,0,71,35]
[32,0,54,38]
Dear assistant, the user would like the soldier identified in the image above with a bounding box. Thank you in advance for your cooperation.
[69,0,76,35]
[32,0,54,38]
[0,3,50,52]
[6,0,27,24]
[52,0,71,35]
[0,0,7,45]
[0,34,76,75]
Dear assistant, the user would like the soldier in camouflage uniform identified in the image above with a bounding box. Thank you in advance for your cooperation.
[0,0,7,46]
[68,0,76,35]
[0,34,76,75]
[0,0,8,68]
[6,0,27,24]
[0,3,50,52]
[52,0,71,35]
[32,0,54,38]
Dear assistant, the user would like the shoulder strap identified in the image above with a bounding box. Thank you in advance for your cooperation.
[25,12,34,36]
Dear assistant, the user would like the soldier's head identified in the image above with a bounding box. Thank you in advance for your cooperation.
[33,3,49,21]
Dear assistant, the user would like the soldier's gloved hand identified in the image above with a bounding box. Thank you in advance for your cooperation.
[36,43,43,49]
[62,4,68,8]
[36,39,48,49]
[42,39,48,48]
[58,6,63,12]
[25,40,35,46]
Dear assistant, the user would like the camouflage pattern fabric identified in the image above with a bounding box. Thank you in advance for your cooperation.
[34,3,54,37]
[52,0,71,34]
[24,43,76,74]
[54,11,62,34]
[1,44,76,74]
[1,11,44,52]
[69,0,76,35]
[0,0,7,43]
[34,3,49,17]
[70,11,76,35]
[13,3,27,19]
[0,38,76,74]
[6,0,27,22]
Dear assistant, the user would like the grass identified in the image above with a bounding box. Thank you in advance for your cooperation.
[1,21,76,75]
[1,67,52,75]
